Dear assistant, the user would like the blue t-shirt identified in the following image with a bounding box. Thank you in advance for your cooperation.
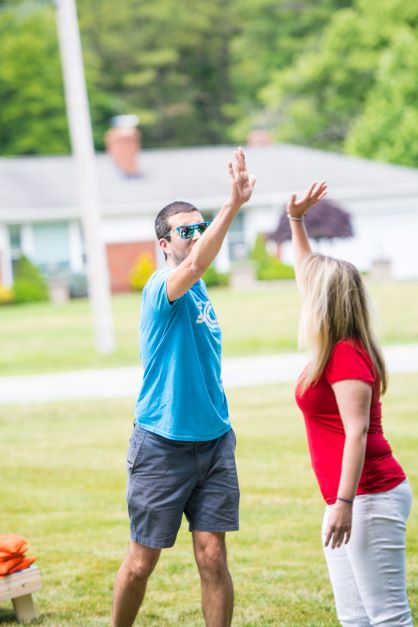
[134,268,230,441]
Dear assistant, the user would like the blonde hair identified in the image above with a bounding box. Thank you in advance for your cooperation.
[297,253,387,395]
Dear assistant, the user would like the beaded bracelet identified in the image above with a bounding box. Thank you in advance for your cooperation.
[337,497,354,505]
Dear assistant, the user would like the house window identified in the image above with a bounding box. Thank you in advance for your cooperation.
[32,222,70,275]
[199,211,247,262]
[9,225,22,273]
[228,213,246,261]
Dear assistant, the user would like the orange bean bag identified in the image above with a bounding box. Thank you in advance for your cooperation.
[0,535,36,577]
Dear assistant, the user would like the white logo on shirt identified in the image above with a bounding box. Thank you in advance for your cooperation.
[196,301,219,330]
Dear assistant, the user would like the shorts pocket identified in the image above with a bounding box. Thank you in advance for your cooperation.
[127,427,147,470]
[231,428,237,449]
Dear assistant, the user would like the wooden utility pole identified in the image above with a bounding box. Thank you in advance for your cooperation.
[56,0,115,353]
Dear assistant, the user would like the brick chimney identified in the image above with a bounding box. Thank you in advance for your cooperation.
[105,114,140,177]
[247,128,274,147]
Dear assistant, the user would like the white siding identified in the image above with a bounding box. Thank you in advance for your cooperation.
[0,225,13,287]
[102,215,155,243]
[69,221,84,272]
[280,212,418,279]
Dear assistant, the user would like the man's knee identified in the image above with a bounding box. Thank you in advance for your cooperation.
[124,542,160,582]
[195,540,228,580]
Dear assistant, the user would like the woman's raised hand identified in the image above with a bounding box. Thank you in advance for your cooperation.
[287,181,327,219]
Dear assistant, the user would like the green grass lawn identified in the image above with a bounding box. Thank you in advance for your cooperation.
[1,280,418,376]
[0,375,417,626]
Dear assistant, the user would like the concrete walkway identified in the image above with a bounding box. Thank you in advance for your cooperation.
[0,344,417,404]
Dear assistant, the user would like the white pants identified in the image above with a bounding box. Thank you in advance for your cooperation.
[322,480,413,626]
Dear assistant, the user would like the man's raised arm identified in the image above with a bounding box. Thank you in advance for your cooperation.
[166,148,256,302]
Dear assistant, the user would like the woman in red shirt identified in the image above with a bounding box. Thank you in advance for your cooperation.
[287,182,413,626]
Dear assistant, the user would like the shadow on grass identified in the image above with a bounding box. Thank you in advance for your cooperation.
[0,612,17,625]
[0,607,16,624]
[0,607,46,625]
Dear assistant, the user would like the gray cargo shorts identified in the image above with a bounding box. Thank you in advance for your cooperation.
[126,426,240,548]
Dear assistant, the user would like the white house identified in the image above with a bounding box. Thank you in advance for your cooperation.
[1,141,417,292]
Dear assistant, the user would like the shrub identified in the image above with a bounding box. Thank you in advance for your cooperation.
[13,256,49,303]
[251,233,295,281]
[250,233,269,264]
[257,257,295,281]
[202,265,230,288]
[129,253,155,291]
[0,282,14,305]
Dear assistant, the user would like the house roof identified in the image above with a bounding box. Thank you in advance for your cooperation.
[1,144,418,222]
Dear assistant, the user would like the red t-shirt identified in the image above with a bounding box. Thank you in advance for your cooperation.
[296,339,406,504]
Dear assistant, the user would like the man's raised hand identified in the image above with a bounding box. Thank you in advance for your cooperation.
[227,147,256,210]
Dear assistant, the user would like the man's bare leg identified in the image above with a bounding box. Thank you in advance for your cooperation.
[192,531,234,627]
[112,541,161,627]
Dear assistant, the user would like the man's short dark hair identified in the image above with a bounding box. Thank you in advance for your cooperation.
[155,201,199,241]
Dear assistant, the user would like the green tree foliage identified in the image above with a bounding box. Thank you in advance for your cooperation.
[1,0,352,155]
[2,0,418,167]
[345,28,418,166]
[78,0,236,148]
[0,2,69,155]
[261,0,418,162]
[229,0,352,140]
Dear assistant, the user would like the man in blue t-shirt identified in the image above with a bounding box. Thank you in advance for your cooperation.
[112,148,256,627]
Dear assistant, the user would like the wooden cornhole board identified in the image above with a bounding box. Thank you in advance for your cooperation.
[0,566,41,623]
